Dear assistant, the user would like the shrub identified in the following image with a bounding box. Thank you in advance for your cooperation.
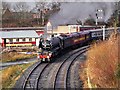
[1,52,36,63]
[86,34,119,88]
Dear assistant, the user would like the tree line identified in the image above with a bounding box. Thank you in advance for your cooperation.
[2,2,60,27]
[2,2,119,27]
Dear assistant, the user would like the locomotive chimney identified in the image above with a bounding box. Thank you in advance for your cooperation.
[47,21,53,38]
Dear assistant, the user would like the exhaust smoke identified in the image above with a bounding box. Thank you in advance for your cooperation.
[49,2,115,28]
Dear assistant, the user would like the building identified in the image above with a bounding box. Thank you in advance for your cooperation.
[48,25,101,34]
[0,25,101,47]
[0,30,40,47]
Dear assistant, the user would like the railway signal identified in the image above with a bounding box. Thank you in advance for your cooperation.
[95,9,103,26]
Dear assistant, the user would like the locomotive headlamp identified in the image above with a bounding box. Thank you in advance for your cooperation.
[47,56,50,58]
[37,55,40,59]
[49,53,52,56]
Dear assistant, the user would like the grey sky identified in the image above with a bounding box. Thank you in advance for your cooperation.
[2,0,119,2]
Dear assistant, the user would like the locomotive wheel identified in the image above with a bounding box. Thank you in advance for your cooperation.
[49,58,53,63]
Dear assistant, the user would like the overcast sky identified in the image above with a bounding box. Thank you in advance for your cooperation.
[2,0,119,2]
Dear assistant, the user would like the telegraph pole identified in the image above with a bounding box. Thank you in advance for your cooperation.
[103,25,105,40]
[40,10,43,25]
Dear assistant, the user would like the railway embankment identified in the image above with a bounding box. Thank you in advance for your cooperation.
[80,33,120,88]
[0,62,35,89]
[0,47,39,89]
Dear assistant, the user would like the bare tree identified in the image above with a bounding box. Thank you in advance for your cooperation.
[12,2,30,26]
[13,2,29,12]
[33,1,60,25]
[35,2,45,10]
[33,2,47,25]
[84,18,95,25]
[34,1,60,11]
[2,2,11,9]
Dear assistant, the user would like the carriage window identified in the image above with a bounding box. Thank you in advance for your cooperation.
[32,38,35,41]
[6,39,9,43]
[16,38,19,42]
[94,33,96,36]
[19,39,22,42]
[9,39,13,43]
[29,38,32,41]
[13,39,16,42]
[22,38,25,41]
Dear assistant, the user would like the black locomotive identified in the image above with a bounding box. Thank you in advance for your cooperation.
[37,31,91,62]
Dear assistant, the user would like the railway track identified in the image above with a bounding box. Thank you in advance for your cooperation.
[37,46,89,89]
[66,53,86,89]
[53,46,88,89]
[14,61,50,89]
[23,63,49,89]
[14,46,89,89]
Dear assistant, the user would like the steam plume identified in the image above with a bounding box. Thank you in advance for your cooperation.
[49,2,115,28]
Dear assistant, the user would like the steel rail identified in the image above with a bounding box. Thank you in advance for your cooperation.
[22,62,49,89]
[53,46,89,89]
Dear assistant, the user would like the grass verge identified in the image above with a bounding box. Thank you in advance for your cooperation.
[0,62,36,89]
[0,52,36,63]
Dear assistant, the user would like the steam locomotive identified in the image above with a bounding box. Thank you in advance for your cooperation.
[37,27,120,62]
[37,31,91,62]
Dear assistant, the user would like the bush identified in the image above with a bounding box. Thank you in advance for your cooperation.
[86,34,119,88]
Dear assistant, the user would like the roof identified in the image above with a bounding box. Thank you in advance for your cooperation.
[2,8,11,15]
[1,27,45,31]
[2,9,6,15]
[0,30,39,38]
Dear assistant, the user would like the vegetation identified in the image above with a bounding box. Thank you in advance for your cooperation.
[0,52,36,63]
[0,48,38,63]
[2,2,60,27]
[84,18,96,26]
[1,62,35,88]
[82,34,120,88]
